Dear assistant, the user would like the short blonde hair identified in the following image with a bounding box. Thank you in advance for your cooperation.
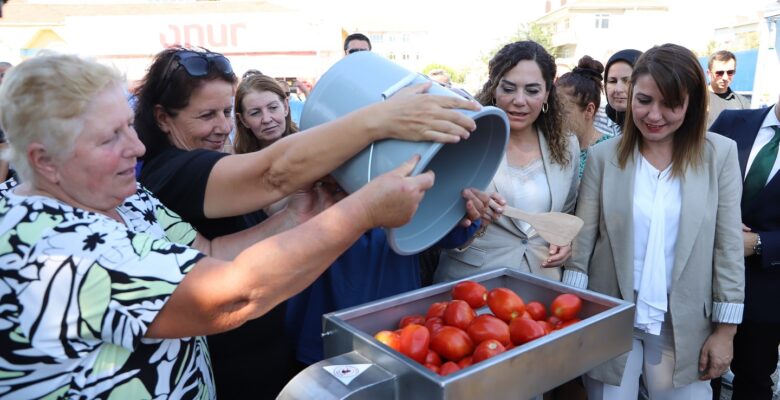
[0,53,123,183]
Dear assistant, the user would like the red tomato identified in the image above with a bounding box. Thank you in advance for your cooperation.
[374,330,401,351]
[424,349,442,367]
[399,314,426,329]
[439,361,461,376]
[536,320,553,334]
[547,315,563,330]
[457,356,473,369]
[466,314,511,346]
[510,316,546,345]
[558,318,582,329]
[525,301,548,321]
[519,311,532,319]
[504,342,515,351]
[451,281,488,308]
[443,300,476,330]
[551,293,582,321]
[425,317,445,334]
[472,339,506,363]
[424,363,440,374]
[399,324,430,363]
[426,302,449,320]
[487,288,526,322]
[430,326,474,362]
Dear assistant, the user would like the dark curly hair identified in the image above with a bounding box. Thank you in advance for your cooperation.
[475,41,570,166]
[133,46,238,161]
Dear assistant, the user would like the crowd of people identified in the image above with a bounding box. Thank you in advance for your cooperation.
[0,31,776,400]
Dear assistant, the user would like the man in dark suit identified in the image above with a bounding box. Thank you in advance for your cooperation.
[710,96,780,400]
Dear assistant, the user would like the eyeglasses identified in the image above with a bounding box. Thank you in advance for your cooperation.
[713,69,735,77]
[347,48,368,55]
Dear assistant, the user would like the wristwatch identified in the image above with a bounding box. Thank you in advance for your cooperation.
[753,233,762,256]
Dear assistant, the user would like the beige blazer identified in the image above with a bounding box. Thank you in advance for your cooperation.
[566,132,745,387]
[434,130,579,283]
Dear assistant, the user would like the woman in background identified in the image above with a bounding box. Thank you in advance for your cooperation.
[594,49,642,138]
[555,55,607,177]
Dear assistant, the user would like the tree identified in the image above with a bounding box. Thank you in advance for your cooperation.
[482,22,558,63]
[421,63,464,84]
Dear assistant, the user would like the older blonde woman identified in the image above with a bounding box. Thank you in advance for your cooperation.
[0,54,436,399]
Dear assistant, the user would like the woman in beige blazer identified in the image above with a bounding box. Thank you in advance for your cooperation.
[434,40,579,283]
[563,44,744,399]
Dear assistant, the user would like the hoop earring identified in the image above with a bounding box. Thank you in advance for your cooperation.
[542,102,549,113]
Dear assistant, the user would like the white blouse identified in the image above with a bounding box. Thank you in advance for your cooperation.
[632,155,681,334]
[493,156,552,237]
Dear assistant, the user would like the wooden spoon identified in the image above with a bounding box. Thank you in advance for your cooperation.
[501,206,584,246]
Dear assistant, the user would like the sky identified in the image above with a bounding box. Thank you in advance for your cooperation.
[269,0,776,69]
[268,0,547,68]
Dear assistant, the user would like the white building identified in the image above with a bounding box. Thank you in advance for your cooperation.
[0,1,344,86]
[752,1,780,107]
[535,0,670,68]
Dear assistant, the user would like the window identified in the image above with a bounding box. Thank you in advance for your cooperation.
[594,14,609,29]
[545,0,551,13]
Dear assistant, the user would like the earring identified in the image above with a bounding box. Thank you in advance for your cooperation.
[542,102,549,113]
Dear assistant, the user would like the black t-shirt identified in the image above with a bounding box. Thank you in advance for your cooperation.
[139,145,294,399]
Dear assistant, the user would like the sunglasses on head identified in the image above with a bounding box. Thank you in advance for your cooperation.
[164,50,233,82]
[713,69,735,77]
[347,48,368,55]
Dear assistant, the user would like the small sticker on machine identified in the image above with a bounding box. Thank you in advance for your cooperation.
[323,364,372,385]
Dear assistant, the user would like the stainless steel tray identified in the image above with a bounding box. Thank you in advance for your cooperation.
[281,268,633,400]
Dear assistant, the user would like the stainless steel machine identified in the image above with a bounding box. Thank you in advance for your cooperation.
[278,268,634,400]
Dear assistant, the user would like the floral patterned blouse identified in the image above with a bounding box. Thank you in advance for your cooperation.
[0,179,214,399]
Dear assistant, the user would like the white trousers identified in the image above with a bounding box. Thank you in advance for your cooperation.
[584,321,712,400]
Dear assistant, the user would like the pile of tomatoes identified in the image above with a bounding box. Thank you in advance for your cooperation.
[373,281,583,376]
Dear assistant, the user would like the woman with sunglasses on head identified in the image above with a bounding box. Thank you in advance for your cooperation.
[0,53,437,400]
[434,41,580,284]
[593,49,643,138]
[563,44,744,400]
[133,47,479,399]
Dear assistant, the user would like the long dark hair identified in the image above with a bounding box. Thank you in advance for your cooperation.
[476,41,570,166]
[133,47,237,161]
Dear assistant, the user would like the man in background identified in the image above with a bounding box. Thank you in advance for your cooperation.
[707,50,750,127]
[344,32,371,56]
